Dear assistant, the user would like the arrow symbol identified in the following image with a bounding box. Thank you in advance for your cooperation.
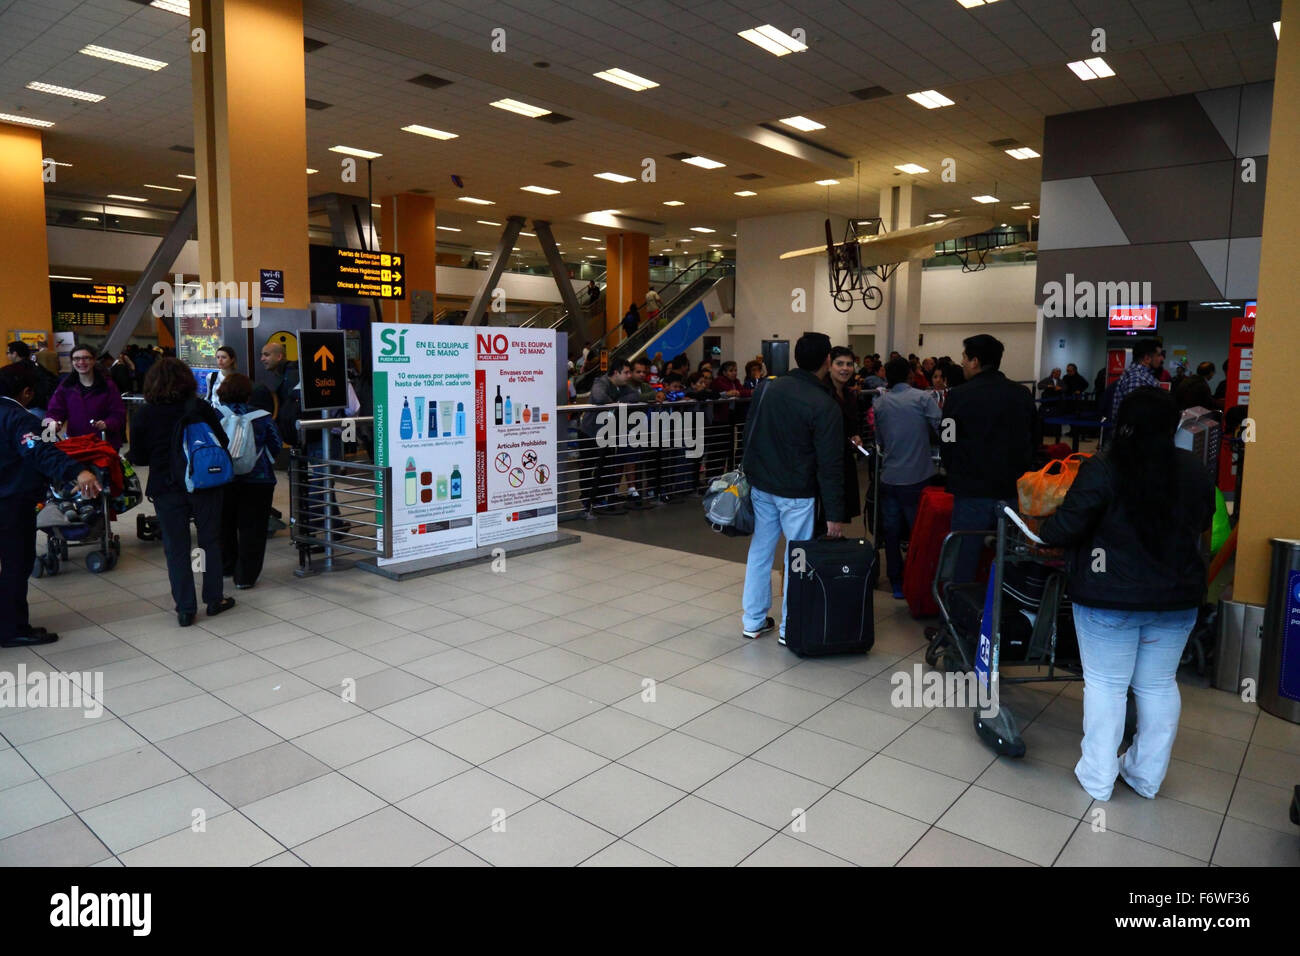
[314,345,334,370]
[392,271,402,281]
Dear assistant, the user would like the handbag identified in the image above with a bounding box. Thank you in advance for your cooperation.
[701,380,770,536]
[1017,452,1090,526]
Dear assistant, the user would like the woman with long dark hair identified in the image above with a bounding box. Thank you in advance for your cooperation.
[1040,387,1214,801]
[43,344,127,450]
[128,358,234,627]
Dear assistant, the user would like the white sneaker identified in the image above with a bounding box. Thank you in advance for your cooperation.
[742,616,775,639]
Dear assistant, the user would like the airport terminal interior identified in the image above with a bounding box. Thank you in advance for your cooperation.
[1,0,1298,870]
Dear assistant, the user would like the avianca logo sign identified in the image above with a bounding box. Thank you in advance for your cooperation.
[477,333,509,361]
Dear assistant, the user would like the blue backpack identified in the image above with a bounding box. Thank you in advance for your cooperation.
[174,402,233,492]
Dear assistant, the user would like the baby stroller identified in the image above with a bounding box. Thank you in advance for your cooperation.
[32,434,142,577]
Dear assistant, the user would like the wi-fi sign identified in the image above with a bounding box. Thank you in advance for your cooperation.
[260,269,284,302]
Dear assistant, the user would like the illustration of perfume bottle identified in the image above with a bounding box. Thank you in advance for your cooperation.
[494,385,503,425]
[455,402,466,436]
[399,397,413,440]
[405,457,417,505]
[522,405,531,423]
[440,401,453,437]
[436,474,449,500]
[505,395,512,424]
[450,464,462,499]
[414,397,425,439]
[428,399,437,438]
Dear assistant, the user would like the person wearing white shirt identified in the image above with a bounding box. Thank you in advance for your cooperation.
[206,346,237,408]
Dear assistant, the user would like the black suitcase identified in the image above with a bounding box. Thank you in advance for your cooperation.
[784,537,875,657]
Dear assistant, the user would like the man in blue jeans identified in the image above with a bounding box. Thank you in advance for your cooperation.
[873,357,942,598]
[939,334,1037,583]
[739,333,845,642]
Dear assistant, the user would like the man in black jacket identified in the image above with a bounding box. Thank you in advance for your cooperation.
[941,334,1037,582]
[1175,361,1221,413]
[740,333,845,642]
[0,363,102,647]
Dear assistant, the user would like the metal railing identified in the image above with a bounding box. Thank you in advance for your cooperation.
[290,417,392,574]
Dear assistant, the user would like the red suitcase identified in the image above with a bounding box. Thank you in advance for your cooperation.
[902,486,952,618]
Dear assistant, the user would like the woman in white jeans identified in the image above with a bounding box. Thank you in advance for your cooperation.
[1040,387,1214,801]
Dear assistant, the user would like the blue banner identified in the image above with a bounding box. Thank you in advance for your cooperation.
[1282,569,1300,702]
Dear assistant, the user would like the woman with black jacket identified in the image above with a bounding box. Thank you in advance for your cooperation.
[129,358,235,627]
[815,346,862,536]
[1039,387,1215,802]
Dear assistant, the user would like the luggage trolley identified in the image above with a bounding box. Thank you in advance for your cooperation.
[921,503,1131,758]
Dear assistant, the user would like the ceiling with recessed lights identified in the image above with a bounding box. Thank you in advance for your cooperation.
[0,0,1282,263]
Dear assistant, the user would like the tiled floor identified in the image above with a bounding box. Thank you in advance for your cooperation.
[1,486,1297,867]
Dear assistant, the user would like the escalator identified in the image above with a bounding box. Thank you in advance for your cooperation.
[574,260,734,392]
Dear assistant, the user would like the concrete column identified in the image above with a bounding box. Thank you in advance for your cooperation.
[190,0,310,309]
[379,193,437,323]
[604,231,648,333]
[879,183,927,357]
[1234,0,1300,604]
[0,124,52,344]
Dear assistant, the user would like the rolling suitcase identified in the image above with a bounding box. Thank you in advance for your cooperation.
[783,537,875,657]
[903,486,953,618]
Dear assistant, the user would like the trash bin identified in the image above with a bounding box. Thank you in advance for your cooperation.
[1258,538,1300,723]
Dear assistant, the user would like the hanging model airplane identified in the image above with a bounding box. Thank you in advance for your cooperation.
[780,216,1035,311]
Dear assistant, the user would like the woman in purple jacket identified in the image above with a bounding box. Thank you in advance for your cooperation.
[43,344,127,450]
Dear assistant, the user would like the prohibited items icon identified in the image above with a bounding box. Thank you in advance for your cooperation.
[494,451,511,473]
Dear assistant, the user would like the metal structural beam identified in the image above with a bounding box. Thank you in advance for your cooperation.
[463,215,526,325]
[532,219,586,325]
[312,192,383,321]
[103,189,197,357]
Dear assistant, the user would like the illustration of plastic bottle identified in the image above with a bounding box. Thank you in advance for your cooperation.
[405,457,417,505]
[494,385,503,425]
[505,395,512,424]
[455,402,466,436]
[451,464,462,499]
[436,474,448,500]
[414,397,425,438]
[428,399,437,438]
[399,397,413,440]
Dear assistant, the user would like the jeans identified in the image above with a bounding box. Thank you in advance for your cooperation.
[880,479,928,587]
[1072,603,1197,801]
[950,495,1000,583]
[742,489,814,637]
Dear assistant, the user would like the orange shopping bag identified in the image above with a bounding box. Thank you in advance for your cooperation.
[1017,453,1090,527]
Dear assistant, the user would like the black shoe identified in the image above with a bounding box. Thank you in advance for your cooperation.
[742,616,776,639]
[177,612,195,627]
[235,583,254,590]
[206,597,236,617]
[2,630,58,647]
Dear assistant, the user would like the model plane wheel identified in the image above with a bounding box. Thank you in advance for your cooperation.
[832,290,854,312]
[861,286,883,310]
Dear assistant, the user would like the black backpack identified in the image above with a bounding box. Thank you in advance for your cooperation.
[33,365,60,409]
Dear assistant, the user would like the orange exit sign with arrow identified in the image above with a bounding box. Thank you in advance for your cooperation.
[296,329,348,412]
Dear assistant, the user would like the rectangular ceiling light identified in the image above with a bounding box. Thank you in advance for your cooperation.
[519,231,536,237]
[580,236,601,241]
[906,90,955,109]
[491,98,550,118]
[436,225,461,232]
[971,195,999,203]
[0,113,54,127]
[521,185,560,194]
[815,179,839,186]
[1010,203,1031,210]
[474,251,491,256]
[956,0,1000,7]
[143,183,182,192]
[107,194,146,201]
[734,190,757,197]
[779,115,825,132]
[895,163,929,174]
[401,124,458,140]
[476,219,502,226]
[46,160,72,168]
[689,226,715,233]
[594,172,635,183]
[305,168,318,174]
[1067,57,1115,80]
[50,274,94,281]
[738,24,808,56]
[1275,21,1281,39]
[150,0,190,13]
[457,196,494,204]
[927,213,948,218]
[79,45,167,71]
[177,173,197,179]
[329,145,382,159]
[26,81,104,102]
[593,68,659,91]
[1005,147,1040,159]
[681,155,725,169]
[663,200,685,206]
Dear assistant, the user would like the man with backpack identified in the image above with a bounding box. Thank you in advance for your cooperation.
[128,357,235,627]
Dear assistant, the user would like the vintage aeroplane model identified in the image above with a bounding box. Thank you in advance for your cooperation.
[780,216,1033,311]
